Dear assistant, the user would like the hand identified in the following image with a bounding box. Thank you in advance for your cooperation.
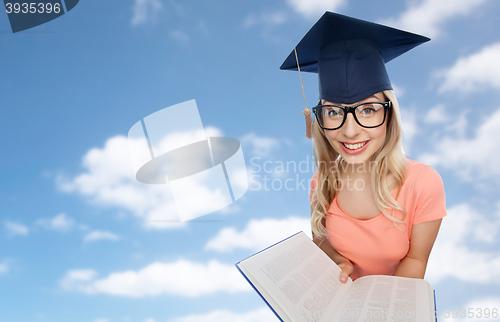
[337,259,354,283]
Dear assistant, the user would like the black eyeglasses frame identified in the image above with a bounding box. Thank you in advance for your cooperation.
[311,101,392,131]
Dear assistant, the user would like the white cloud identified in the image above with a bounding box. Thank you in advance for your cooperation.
[171,307,276,322]
[286,0,345,19]
[444,111,468,137]
[240,133,280,158]
[205,217,311,253]
[59,125,232,227]
[400,108,418,155]
[381,0,489,38]
[424,104,449,124]
[426,203,500,285]
[60,269,97,290]
[0,260,9,275]
[60,259,249,297]
[159,126,224,151]
[37,213,74,232]
[131,0,162,26]
[84,230,120,242]
[418,108,500,181]
[438,42,500,93]
[148,127,222,173]
[391,83,405,98]
[4,221,29,236]
[57,135,184,229]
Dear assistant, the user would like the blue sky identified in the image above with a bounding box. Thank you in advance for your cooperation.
[1,0,500,321]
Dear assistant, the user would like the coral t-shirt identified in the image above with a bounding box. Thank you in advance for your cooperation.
[309,159,447,280]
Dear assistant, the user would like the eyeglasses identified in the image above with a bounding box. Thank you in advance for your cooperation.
[312,101,391,130]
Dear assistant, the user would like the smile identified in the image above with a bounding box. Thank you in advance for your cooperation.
[342,141,367,149]
[341,141,368,150]
[339,140,370,154]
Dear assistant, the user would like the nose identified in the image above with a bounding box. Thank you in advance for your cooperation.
[343,113,362,138]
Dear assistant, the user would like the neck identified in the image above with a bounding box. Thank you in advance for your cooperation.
[338,159,374,179]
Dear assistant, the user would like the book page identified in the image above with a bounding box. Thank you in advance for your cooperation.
[238,232,353,322]
[331,275,434,322]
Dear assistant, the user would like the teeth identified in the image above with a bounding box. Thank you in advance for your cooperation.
[343,141,367,150]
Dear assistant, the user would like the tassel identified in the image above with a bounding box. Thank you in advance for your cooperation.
[294,47,312,139]
[303,108,312,139]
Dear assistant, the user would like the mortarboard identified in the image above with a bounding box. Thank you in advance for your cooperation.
[280,12,430,137]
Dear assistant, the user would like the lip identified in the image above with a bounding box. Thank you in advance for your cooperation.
[340,140,369,145]
[339,140,370,155]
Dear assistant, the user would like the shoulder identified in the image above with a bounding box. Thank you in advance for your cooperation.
[403,159,447,225]
[403,158,444,186]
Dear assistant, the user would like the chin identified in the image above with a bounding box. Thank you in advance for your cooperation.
[340,154,374,164]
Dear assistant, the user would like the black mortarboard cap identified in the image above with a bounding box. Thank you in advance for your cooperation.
[280,12,430,104]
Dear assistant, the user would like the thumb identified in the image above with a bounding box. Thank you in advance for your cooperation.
[338,262,354,283]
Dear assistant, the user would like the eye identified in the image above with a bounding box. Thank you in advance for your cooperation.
[361,106,376,114]
[356,103,383,118]
[323,106,343,118]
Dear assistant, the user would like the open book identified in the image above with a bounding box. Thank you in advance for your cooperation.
[236,231,437,322]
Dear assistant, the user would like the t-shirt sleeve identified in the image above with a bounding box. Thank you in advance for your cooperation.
[309,171,318,203]
[413,166,447,225]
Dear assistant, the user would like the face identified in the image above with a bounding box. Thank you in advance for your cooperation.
[322,91,388,165]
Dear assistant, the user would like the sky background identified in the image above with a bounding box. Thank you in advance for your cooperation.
[1,0,500,321]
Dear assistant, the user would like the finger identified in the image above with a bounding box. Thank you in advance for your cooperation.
[338,265,353,283]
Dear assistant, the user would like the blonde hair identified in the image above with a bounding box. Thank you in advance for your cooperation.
[310,90,407,240]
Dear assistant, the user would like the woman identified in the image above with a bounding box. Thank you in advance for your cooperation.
[280,12,447,283]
